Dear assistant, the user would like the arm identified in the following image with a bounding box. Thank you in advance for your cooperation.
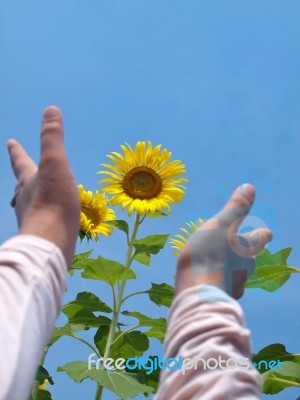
[0,236,67,399]
[155,184,272,399]
[0,106,80,400]
[155,285,262,399]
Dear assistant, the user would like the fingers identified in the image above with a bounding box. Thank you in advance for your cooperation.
[217,183,256,228]
[7,139,37,180]
[239,228,273,257]
[40,106,66,165]
[232,269,248,299]
[225,183,256,209]
[228,227,273,259]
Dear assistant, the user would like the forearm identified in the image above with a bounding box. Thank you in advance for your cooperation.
[155,285,261,400]
[0,235,67,400]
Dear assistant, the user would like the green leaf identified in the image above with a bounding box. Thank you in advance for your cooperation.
[93,325,110,355]
[144,327,166,342]
[245,248,300,292]
[252,344,300,394]
[125,355,160,394]
[81,256,136,286]
[57,361,153,398]
[112,331,150,359]
[130,234,169,256]
[36,366,54,385]
[262,361,300,394]
[134,252,151,266]
[57,361,88,383]
[105,219,129,236]
[71,250,93,269]
[146,283,175,307]
[62,307,111,329]
[36,390,52,400]
[252,343,300,373]
[122,311,167,342]
[145,211,169,218]
[69,250,94,275]
[94,326,149,359]
[48,325,77,346]
[256,248,292,266]
[63,292,112,314]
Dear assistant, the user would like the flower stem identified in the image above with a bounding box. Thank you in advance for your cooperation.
[121,290,147,304]
[139,213,146,225]
[72,334,101,358]
[110,324,140,346]
[94,213,141,400]
[94,384,103,400]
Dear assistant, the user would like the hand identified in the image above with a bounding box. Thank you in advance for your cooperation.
[7,106,80,266]
[175,184,273,299]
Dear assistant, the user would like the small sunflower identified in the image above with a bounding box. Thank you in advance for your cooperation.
[170,218,204,256]
[78,184,116,241]
[98,141,188,216]
[39,379,48,390]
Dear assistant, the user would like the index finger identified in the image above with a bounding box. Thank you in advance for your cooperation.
[40,106,65,165]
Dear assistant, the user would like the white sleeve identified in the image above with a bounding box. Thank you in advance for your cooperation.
[155,285,262,400]
[0,235,68,400]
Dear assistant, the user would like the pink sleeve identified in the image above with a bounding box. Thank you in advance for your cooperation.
[0,235,68,400]
[155,285,262,400]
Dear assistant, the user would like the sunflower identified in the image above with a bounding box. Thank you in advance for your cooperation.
[78,184,116,241]
[170,218,204,256]
[39,379,48,390]
[97,141,188,216]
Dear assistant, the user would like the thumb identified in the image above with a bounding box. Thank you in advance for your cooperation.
[7,139,37,180]
[217,183,256,228]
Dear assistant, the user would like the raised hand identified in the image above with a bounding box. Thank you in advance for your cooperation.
[7,106,80,265]
[175,184,272,299]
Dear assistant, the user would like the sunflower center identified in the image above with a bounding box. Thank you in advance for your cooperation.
[81,205,101,227]
[122,166,162,199]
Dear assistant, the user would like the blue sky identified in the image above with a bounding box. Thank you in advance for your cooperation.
[1,1,300,399]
